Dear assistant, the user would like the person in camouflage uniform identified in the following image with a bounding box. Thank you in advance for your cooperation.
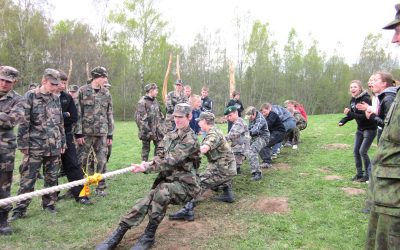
[10,69,66,221]
[135,83,164,161]
[168,112,237,222]
[165,79,187,131]
[76,66,114,197]
[244,106,270,181]
[96,103,201,250]
[224,106,250,174]
[366,6,400,249]
[0,66,25,235]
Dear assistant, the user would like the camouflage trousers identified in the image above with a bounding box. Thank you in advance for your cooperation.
[234,153,246,167]
[366,209,400,249]
[249,136,268,173]
[78,136,107,191]
[87,144,112,176]
[141,139,162,162]
[121,181,192,227]
[0,149,16,212]
[285,127,300,145]
[197,164,236,197]
[13,153,60,213]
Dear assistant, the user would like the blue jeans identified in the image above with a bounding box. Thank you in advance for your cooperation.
[354,129,377,178]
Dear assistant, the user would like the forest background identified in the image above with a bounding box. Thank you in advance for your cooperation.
[1,0,399,119]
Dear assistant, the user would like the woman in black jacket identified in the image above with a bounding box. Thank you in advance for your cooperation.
[339,80,377,182]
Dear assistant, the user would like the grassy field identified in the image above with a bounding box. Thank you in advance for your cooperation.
[1,114,373,250]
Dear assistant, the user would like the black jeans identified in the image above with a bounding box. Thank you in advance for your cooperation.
[62,132,86,200]
[259,130,285,164]
[354,129,376,178]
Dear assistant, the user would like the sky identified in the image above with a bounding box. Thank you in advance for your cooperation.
[51,0,399,64]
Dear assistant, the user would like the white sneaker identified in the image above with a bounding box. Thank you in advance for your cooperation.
[271,153,278,159]
[292,145,298,150]
[277,148,281,154]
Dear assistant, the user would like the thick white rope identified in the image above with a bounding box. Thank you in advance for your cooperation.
[0,166,136,207]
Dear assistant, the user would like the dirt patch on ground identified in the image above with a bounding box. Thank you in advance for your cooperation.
[324,175,343,180]
[117,206,246,250]
[342,187,366,196]
[318,167,332,173]
[299,172,309,176]
[273,163,291,171]
[322,143,351,150]
[247,197,289,214]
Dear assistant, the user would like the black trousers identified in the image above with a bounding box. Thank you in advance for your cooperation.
[61,132,85,199]
[259,130,285,163]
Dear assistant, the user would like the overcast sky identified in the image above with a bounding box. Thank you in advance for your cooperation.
[51,0,399,64]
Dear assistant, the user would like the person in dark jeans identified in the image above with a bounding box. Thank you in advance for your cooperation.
[259,103,285,168]
[339,80,377,182]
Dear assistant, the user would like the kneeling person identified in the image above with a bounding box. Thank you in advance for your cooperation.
[169,112,237,221]
[96,103,201,250]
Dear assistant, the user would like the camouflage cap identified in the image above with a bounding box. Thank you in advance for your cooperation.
[0,66,19,82]
[144,83,158,93]
[173,103,192,117]
[91,66,108,79]
[196,111,215,122]
[43,68,60,85]
[383,4,400,29]
[175,79,184,85]
[244,106,256,119]
[58,70,68,81]
[69,85,79,92]
[224,106,238,115]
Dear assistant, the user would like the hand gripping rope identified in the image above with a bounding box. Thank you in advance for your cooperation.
[0,166,136,207]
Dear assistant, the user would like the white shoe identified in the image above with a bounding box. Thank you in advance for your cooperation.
[292,145,298,150]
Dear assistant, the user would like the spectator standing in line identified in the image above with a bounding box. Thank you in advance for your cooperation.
[227,90,244,132]
[200,86,213,113]
[189,94,202,135]
[0,66,25,234]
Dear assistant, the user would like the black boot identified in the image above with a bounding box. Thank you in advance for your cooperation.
[130,220,159,250]
[96,222,130,250]
[236,167,241,174]
[168,201,195,221]
[214,187,234,203]
[0,212,12,235]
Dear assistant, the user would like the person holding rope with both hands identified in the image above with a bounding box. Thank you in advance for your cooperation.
[96,103,201,250]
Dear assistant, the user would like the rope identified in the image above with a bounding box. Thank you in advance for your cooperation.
[0,166,136,207]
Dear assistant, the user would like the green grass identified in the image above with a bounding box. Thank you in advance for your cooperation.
[1,114,373,249]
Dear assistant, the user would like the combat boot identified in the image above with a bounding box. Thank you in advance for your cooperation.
[0,212,12,235]
[214,187,234,203]
[8,210,25,222]
[130,220,159,250]
[168,201,195,221]
[251,171,262,181]
[95,222,130,250]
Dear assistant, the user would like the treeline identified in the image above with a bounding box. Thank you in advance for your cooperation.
[1,0,399,119]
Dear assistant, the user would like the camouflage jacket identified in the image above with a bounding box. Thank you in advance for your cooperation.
[293,110,307,130]
[225,117,250,155]
[0,90,25,151]
[135,95,164,141]
[372,89,400,216]
[148,125,201,197]
[166,91,187,114]
[248,111,270,139]
[76,84,114,138]
[202,126,236,176]
[17,89,66,156]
